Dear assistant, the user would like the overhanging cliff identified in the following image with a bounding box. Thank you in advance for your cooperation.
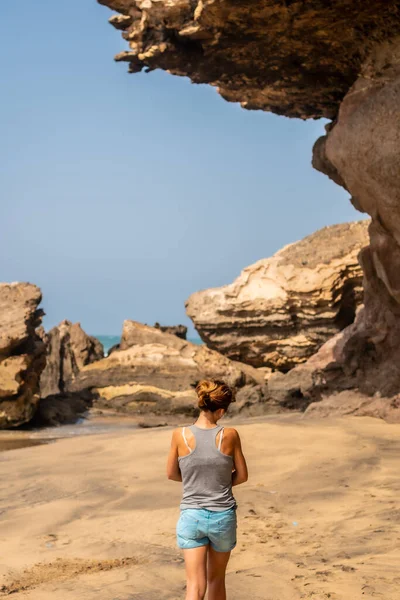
[98,0,400,119]
[98,0,400,402]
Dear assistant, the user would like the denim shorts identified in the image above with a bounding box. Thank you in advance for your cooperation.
[176,507,237,552]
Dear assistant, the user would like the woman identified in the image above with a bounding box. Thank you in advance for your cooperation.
[166,379,248,600]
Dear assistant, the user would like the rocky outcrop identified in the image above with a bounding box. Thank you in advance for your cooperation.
[266,301,400,420]
[99,2,400,405]
[0,283,46,428]
[33,390,94,428]
[310,39,400,398]
[69,320,267,416]
[154,322,187,339]
[39,320,104,398]
[98,0,400,119]
[266,325,355,411]
[106,323,187,356]
[186,221,369,370]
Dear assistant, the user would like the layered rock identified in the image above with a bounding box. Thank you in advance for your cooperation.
[266,324,356,411]
[0,283,46,428]
[107,323,187,356]
[266,301,400,420]
[39,320,104,398]
[98,0,400,119]
[186,221,369,370]
[69,320,267,416]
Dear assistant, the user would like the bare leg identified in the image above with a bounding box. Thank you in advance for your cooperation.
[207,546,231,600]
[183,545,208,600]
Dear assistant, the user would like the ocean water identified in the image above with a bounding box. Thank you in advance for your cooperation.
[95,334,202,356]
[0,417,144,453]
[95,335,120,356]
[188,337,203,345]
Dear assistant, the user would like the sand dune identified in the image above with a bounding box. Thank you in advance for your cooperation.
[1,413,399,599]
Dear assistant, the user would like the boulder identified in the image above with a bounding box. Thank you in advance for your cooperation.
[33,391,94,427]
[0,283,46,428]
[40,320,104,398]
[186,221,368,370]
[69,320,267,416]
[154,322,187,339]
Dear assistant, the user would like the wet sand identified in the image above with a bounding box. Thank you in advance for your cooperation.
[0,412,399,599]
[0,414,148,453]
[0,438,51,452]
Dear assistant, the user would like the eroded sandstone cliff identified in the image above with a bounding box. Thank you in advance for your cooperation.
[311,40,400,397]
[0,283,46,428]
[98,0,400,118]
[186,220,369,370]
[98,0,400,408]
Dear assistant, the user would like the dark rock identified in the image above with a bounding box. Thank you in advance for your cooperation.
[33,391,93,427]
[106,343,120,356]
[154,322,187,339]
[40,320,104,398]
[98,0,400,119]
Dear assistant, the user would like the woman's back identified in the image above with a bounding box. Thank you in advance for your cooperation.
[179,424,237,511]
[167,378,248,598]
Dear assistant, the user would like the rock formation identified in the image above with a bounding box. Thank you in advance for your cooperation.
[266,324,357,411]
[98,1,400,408]
[154,322,187,339]
[311,40,400,398]
[0,283,46,428]
[34,321,104,426]
[107,323,187,356]
[186,221,369,370]
[69,320,267,416]
[39,320,104,398]
[303,390,400,424]
[97,1,400,119]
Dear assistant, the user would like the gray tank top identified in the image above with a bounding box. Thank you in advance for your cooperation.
[178,424,237,511]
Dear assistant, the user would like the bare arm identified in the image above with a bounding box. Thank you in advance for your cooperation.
[166,429,182,482]
[231,429,248,486]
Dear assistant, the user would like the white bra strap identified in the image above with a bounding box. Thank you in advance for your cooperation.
[218,427,224,451]
[182,427,192,452]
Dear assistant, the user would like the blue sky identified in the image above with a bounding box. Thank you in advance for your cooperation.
[1,1,363,337]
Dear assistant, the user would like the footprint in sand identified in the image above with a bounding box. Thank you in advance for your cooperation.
[301,586,338,599]
[43,533,57,548]
[42,533,71,549]
[332,563,356,572]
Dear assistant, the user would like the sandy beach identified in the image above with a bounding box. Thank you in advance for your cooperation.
[1,413,399,600]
